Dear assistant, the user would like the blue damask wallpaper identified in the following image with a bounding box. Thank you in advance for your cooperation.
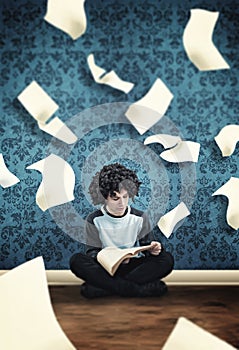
[1,0,238,270]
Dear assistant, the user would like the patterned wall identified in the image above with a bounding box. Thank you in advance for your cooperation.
[1,0,238,270]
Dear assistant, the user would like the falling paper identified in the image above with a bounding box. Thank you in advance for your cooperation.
[160,141,200,163]
[44,0,87,40]
[38,117,77,144]
[18,81,77,144]
[214,124,239,157]
[212,177,239,230]
[144,134,181,148]
[183,9,230,71]
[87,54,134,93]
[18,81,59,123]
[125,78,173,135]
[0,153,20,188]
[158,202,190,238]
[162,317,236,350]
[26,154,75,211]
[0,257,76,350]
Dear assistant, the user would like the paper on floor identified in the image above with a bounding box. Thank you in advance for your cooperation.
[44,0,87,40]
[144,134,181,148]
[160,141,200,163]
[158,202,190,238]
[214,124,239,156]
[162,317,236,350]
[125,78,173,134]
[18,81,77,144]
[183,9,230,71]
[0,153,20,188]
[87,54,134,93]
[26,154,75,211]
[212,177,239,230]
[0,256,76,350]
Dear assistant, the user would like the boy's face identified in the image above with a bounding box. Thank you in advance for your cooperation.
[105,188,129,216]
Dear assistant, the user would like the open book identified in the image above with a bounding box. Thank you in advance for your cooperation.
[97,245,152,276]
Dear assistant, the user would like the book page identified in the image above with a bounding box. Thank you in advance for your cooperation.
[125,78,173,135]
[26,154,75,211]
[212,177,239,230]
[160,141,200,163]
[97,245,151,276]
[0,153,20,188]
[0,257,76,350]
[214,124,239,157]
[18,82,77,144]
[18,81,59,123]
[183,9,230,71]
[158,202,190,238]
[44,0,87,40]
[38,117,78,145]
[87,53,134,93]
[144,134,181,148]
[162,317,236,349]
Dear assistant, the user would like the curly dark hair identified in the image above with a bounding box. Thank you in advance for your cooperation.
[89,163,142,205]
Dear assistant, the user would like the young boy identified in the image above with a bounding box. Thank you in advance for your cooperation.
[70,163,174,298]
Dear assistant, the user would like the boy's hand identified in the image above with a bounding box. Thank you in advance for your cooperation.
[149,241,162,255]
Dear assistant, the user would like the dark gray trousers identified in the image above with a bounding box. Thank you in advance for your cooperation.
[69,250,174,296]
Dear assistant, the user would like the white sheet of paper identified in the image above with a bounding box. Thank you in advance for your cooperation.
[214,124,239,156]
[0,153,20,188]
[18,81,77,144]
[125,78,173,134]
[38,117,78,144]
[144,134,181,148]
[162,317,236,350]
[0,257,76,350]
[160,141,200,163]
[183,9,230,71]
[44,0,87,40]
[87,54,134,93]
[26,154,75,211]
[212,177,239,230]
[157,202,190,238]
[18,81,59,123]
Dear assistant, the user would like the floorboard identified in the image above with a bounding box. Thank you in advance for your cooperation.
[49,285,239,349]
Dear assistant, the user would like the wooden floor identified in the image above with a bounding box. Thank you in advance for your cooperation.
[49,285,239,350]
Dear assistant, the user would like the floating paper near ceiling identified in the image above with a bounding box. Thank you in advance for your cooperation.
[0,153,20,188]
[162,317,236,350]
[144,134,181,148]
[44,0,87,40]
[0,257,76,350]
[38,117,78,144]
[214,124,239,157]
[160,141,200,163]
[212,177,239,230]
[125,78,173,135]
[87,54,134,93]
[157,202,190,238]
[183,9,230,71]
[18,81,59,123]
[26,154,75,211]
[18,81,77,144]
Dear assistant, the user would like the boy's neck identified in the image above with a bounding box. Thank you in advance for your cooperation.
[104,205,128,218]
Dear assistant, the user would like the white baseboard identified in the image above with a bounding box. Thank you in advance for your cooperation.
[45,270,239,286]
[1,270,238,285]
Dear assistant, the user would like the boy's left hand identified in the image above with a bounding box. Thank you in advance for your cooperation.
[149,241,162,255]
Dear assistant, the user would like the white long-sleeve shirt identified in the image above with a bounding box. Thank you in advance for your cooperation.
[85,205,153,257]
